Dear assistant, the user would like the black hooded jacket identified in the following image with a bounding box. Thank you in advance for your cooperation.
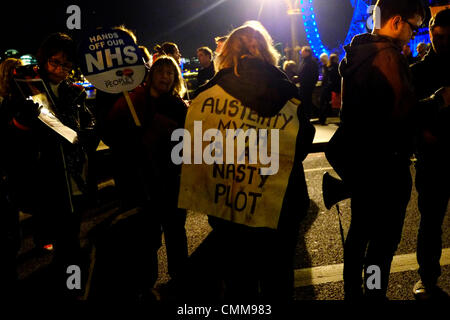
[338,33,417,161]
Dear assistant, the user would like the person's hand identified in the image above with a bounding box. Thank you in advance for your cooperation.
[13,99,40,128]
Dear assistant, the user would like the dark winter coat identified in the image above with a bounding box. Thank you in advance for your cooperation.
[2,78,96,212]
[410,48,450,163]
[339,33,418,159]
[104,85,187,205]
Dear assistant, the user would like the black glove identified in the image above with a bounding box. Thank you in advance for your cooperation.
[13,99,40,128]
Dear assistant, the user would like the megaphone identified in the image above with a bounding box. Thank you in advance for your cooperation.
[322,172,351,210]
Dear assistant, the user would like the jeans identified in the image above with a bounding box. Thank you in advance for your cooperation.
[343,160,412,299]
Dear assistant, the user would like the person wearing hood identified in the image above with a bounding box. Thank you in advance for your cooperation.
[173,21,315,302]
[410,8,450,300]
[329,0,427,300]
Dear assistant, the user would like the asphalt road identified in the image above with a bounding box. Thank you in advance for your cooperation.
[152,152,450,301]
[14,147,449,304]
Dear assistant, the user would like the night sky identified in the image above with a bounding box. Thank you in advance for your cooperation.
[2,0,354,59]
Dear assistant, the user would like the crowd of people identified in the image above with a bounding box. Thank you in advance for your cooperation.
[0,0,449,304]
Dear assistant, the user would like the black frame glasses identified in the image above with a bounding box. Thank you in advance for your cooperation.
[402,19,420,38]
[48,58,72,72]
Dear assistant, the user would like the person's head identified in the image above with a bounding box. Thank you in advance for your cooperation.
[429,9,450,57]
[402,44,412,55]
[373,0,426,46]
[37,32,76,84]
[319,53,329,65]
[282,60,297,76]
[328,53,339,66]
[197,47,213,68]
[214,36,228,54]
[0,58,22,98]
[215,21,280,75]
[154,42,181,65]
[416,43,428,57]
[147,55,185,98]
[301,46,312,59]
[114,25,138,44]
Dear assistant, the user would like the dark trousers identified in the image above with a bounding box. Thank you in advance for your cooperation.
[158,205,188,280]
[154,177,188,280]
[89,206,162,302]
[415,158,450,286]
[299,87,316,120]
[319,86,331,123]
[343,160,412,299]
[0,183,21,299]
[174,216,301,303]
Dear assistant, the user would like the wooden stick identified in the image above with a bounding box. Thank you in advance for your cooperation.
[123,90,141,127]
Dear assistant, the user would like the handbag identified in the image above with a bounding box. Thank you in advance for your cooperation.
[331,91,341,109]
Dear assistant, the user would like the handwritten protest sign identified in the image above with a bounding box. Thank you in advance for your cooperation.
[178,85,300,229]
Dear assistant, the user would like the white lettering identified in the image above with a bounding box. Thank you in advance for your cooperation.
[66,5,81,30]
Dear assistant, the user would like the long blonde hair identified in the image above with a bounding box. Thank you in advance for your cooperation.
[0,58,22,98]
[215,21,280,76]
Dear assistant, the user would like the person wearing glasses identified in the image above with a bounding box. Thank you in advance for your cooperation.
[7,32,97,300]
[326,0,426,300]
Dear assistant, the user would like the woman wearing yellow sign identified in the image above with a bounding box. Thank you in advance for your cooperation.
[176,21,315,302]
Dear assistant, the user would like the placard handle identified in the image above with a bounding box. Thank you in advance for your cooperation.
[123,90,141,127]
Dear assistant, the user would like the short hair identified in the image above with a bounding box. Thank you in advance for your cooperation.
[36,32,76,69]
[154,42,179,57]
[429,8,450,30]
[215,36,228,44]
[148,55,186,98]
[215,21,280,75]
[328,53,339,66]
[417,42,427,50]
[282,60,297,73]
[302,46,312,54]
[197,47,213,59]
[374,0,426,27]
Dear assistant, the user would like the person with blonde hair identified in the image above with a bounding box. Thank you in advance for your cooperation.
[0,57,23,300]
[104,56,188,300]
[0,58,22,102]
[174,21,315,302]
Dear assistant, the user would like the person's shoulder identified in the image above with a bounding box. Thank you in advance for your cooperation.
[372,45,405,71]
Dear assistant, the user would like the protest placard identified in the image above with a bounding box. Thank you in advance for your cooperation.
[78,28,146,126]
[178,85,300,229]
